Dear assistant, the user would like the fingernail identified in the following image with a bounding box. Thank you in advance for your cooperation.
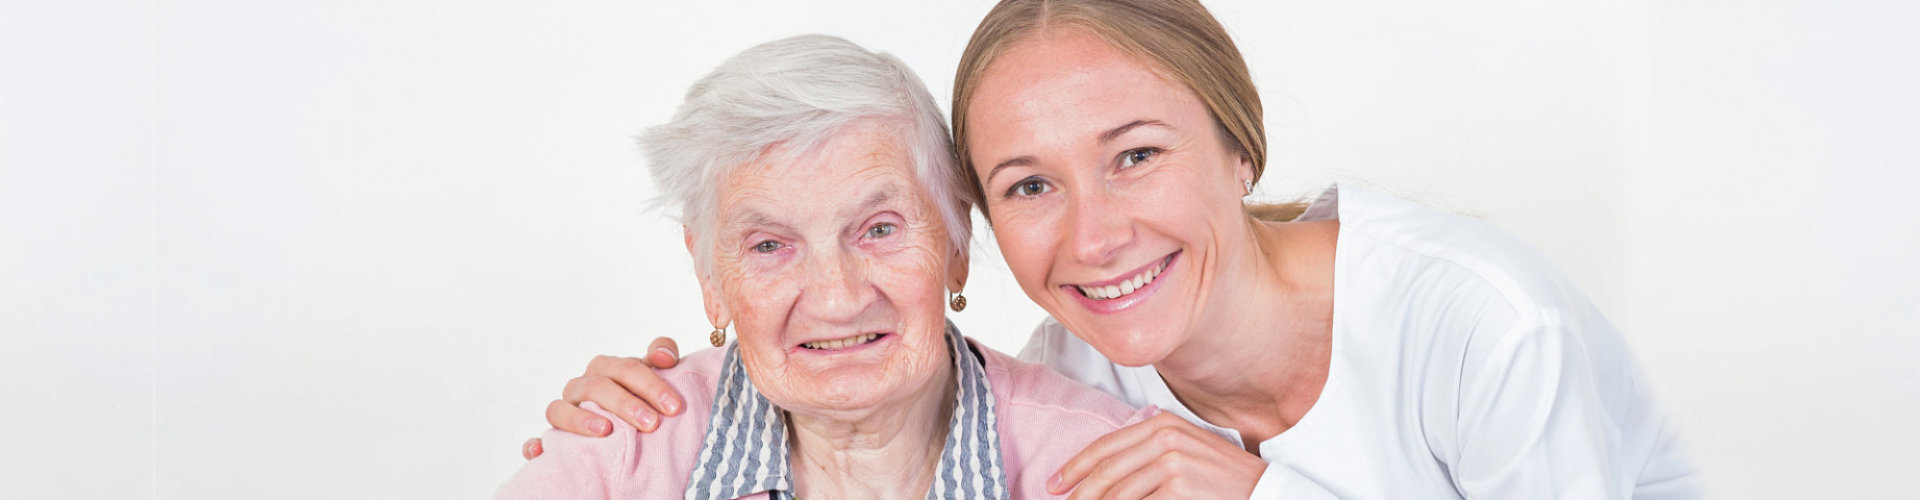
[525,441,541,456]
[636,410,658,431]
[654,346,675,359]
[1047,473,1063,493]
[661,394,682,415]
[588,418,610,436]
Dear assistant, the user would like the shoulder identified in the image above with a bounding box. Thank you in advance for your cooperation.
[984,339,1142,425]
[975,339,1154,496]
[641,346,730,458]
[1332,183,1597,327]
[495,349,730,500]
[1016,318,1137,397]
[1329,184,1643,408]
[661,346,730,400]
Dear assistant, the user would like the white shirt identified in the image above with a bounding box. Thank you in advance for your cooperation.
[1019,183,1699,499]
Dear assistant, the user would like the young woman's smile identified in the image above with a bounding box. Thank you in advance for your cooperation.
[1061,250,1177,314]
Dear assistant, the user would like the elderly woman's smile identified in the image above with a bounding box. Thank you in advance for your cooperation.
[710,119,960,413]
[796,332,884,351]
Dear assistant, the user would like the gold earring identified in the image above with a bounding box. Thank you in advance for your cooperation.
[709,326,727,347]
[949,291,967,312]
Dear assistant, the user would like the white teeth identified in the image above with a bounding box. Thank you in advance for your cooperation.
[802,333,880,350]
[1075,257,1169,301]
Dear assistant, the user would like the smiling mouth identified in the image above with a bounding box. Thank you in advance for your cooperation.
[1072,253,1174,301]
[800,333,886,350]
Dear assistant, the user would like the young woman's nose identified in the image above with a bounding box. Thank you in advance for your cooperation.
[1065,188,1133,266]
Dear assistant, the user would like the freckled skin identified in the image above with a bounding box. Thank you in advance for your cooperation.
[699,119,963,425]
[965,29,1258,368]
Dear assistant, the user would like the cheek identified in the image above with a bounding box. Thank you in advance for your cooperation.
[1130,168,1228,230]
[876,247,949,307]
[723,268,799,331]
[989,214,1059,287]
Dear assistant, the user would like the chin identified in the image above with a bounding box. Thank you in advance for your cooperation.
[1079,323,1180,368]
[797,371,892,407]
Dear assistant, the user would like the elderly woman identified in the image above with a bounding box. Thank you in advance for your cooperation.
[494,34,1150,500]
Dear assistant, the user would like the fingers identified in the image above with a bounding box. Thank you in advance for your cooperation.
[547,399,612,437]
[645,337,680,369]
[1065,440,1172,500]
[562,373,660,432]
[521,438,544,460]
[596,354,686,418]
[1063,412,1265,500]
[1094,455,1172,500]
[1051,412,1180,494]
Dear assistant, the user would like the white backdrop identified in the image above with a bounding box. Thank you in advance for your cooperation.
[4,0,1916,498]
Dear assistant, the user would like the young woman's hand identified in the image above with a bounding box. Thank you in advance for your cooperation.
[1049,412,1267,499]
[521,336,684,460]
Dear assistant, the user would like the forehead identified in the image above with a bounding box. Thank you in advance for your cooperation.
[719,122,925,220]
[971,29,1201,127]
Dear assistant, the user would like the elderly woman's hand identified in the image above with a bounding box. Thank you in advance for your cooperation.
[521,336,685,460]
[1049,412,1267,499]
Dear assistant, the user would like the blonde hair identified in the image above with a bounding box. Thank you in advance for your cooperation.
[954,0,1306,221]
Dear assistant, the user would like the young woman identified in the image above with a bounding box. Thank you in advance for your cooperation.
[530,1,1697,497]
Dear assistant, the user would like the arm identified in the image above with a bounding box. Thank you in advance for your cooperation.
[1447,321,1625,498]
[1049,412,1268,499]
[524,337,685,460]
[1246,464,1341,499]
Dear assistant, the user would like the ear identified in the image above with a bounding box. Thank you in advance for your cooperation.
[685,226,731,328]
[947,243,971,295]
[1234,154,1257,190]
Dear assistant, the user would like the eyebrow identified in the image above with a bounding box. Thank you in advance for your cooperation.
[985,156,1035,187]
[725,185,902,233]
[849,186,898,218]
[984,119,1171,186]
[1098,119,1167,145]
[727,209,792,234]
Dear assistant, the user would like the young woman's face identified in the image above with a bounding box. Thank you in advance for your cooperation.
[966,29,1254,367]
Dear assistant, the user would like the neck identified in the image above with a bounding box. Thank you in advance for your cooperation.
[1152,216,1336,445]
[787,361,956,499]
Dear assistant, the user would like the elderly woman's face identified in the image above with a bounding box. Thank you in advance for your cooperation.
[705,120,958,415]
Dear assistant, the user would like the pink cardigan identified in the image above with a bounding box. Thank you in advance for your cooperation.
[495,338,1153,500]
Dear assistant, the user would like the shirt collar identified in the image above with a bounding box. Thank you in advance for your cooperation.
[684,321,1009,500]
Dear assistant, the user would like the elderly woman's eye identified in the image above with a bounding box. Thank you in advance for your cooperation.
[866,223,896,239]
[752,240,783,253]
[1007,177,1050,198]
[1120,148,1160,169]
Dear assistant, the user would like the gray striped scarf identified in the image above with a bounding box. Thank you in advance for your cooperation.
[684,322,1010,500]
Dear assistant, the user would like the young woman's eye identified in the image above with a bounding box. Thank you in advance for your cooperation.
[1120,148,1161,169]
[751,240,783,253]
[1006,176,1051,198]
[866,222,897,239]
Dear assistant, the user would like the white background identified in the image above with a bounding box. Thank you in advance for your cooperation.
[3,0,1916,498]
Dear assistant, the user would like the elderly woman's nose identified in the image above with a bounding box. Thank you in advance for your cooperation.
[795,249,875,322]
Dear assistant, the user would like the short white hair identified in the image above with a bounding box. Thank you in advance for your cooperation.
[639,34,972,276]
